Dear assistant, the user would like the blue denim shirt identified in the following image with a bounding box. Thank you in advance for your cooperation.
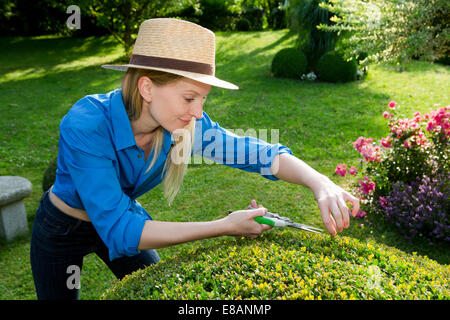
[52,88,293,260]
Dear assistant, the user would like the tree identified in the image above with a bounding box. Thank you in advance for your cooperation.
[1,0,68,36]
[239,0,286,29]
[196,0,239,31]
[287,0,339,71]
[318,0,450,70]
[79,0,181,57]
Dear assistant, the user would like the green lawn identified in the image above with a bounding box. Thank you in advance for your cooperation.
[0,30,449,300]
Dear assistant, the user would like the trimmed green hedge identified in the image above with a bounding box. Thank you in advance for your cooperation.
[316,51,357,83]
[101,230,449,300]
[42,155,58,192]
[271,48,307,79]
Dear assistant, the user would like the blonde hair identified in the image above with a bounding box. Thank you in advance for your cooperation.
[121,68,196,205]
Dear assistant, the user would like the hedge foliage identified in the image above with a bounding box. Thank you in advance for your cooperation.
[271,48,307,79]
[101,230,449,300]
[316,51,357,83]
[42,155,58,192]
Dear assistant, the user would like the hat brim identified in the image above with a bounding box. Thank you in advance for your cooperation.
[101,64,239,90]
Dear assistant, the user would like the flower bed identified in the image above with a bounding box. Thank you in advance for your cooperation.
[335,102,449,243]
[101,230,449,300]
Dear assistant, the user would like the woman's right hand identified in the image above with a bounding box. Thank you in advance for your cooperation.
[224,204,272,239]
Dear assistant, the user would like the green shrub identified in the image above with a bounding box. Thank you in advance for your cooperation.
[236,18,251,31]
[271,6,287,30]
[435,55,450,66]
[101,230,449,300]
[288,0,339,70]
[356,51,368,64]
[42,156,57,192]
[319,0,449,68]
[197,0,237,31]
[271,48,307,79]
[241,6,264,31]
[316,51,357,83]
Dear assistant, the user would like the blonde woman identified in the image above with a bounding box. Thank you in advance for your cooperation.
[30,18,359,300]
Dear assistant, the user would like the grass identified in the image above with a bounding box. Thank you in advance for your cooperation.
[0,30,449,300]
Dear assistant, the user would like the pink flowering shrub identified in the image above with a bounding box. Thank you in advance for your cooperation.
[335,102,449,242]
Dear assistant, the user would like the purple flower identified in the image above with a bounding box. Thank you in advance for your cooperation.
[381,172,449,243]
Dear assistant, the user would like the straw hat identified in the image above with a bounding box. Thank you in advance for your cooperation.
[102,18,238,90]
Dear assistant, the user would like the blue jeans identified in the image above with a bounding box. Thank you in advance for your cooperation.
[30,190,160,300]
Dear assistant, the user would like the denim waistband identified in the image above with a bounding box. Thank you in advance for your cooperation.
[40,189,90,226]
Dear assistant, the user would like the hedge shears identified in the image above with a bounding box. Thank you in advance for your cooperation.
[229,207,324,234]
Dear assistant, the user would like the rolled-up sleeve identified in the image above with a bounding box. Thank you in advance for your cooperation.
[193,112,293,181]
[60,124,149,261]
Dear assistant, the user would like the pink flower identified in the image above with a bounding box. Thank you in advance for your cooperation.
[389,117,421,139]
[410,122,419,130]
[358,176,375,195]
[382,111,390,119]
[380,137,392,148]
[413,111,421,122]
[403,140,411,148]
[425,107,450,136]
[355,210,366,218]
[349,166,357,175]
[360,144,379,162]
[353,136,373,153]
[388,101,397,109]
[379,197,388,208]
[426,121,435,132]
[415,132,428,146]
[335,163,347,177]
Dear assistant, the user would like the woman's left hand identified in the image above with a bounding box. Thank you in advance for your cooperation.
[270,153,360,236]
[312,180,360,236]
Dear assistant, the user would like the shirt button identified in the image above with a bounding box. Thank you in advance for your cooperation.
[138,154,142,159]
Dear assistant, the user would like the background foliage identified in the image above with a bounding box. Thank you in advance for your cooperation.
[287,0,338,71]
[0,0,290,56]
[319,0,450,69]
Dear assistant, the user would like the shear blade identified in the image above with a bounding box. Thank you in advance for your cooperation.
[289,222,323,234]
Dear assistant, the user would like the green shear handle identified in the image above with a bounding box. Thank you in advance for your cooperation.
[254,216,289,227]
[228,208,323,234]
[243,207,324,234]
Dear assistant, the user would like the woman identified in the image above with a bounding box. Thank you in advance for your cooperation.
[30,18,359,300]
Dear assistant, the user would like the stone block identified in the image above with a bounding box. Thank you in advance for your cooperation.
[0,201,29,241]
[0,176,32,241]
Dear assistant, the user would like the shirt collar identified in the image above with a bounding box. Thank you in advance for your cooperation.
[110,88,174,153]
[110,88,136,151]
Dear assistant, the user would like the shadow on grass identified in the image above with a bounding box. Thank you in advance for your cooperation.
[246,30,298,56]
[0,63,121,115]
[0,35,120,73]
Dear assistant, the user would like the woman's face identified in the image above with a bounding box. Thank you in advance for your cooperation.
[146,76,211,133]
